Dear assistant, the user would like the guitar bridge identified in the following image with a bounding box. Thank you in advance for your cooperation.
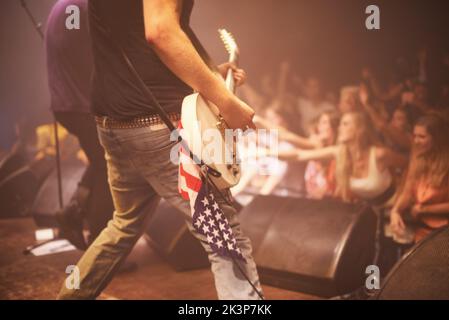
[216,115,227,132]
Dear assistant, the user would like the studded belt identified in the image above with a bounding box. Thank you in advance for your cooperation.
[95,113,181,129]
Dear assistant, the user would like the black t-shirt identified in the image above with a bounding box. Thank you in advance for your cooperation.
[88,0,194,119]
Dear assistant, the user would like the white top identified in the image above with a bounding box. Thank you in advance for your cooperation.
[350,147,392,200]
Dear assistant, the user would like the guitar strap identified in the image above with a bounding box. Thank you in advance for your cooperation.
[96,20,230,195]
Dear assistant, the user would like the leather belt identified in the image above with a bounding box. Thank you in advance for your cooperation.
[95,113,181,129]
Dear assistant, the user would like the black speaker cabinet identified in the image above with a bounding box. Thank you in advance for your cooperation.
[239,195,377,297]
[376,226,449,300]
[32,158,86,227]
[144,200,210,271]
[0,154,54,219]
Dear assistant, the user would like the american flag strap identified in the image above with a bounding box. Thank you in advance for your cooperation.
[177,121,245,261]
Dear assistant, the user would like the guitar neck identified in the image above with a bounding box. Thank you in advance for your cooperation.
[225,54,238,93]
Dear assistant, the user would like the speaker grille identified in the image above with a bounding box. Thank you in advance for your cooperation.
[239,196,377,297]
[377,227,449,300]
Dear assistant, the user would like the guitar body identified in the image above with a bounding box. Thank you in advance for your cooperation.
[180,29,242,190]
[181,92,241,190]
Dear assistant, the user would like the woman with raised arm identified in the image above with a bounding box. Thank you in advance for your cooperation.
[359,83,413,154]
[275,112,407,204]
[303,111,340,199]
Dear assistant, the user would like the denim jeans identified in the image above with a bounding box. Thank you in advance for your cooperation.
[57,122,262,300]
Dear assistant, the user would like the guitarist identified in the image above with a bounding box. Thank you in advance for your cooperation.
[57,0,262,299]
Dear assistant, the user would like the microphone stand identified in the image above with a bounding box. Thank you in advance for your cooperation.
[19,0,66,254]
[19,0,64,210]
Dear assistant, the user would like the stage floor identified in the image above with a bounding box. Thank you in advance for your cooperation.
[0,218,318,300]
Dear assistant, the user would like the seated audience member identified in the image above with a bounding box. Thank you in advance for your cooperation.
[390,115,449,243]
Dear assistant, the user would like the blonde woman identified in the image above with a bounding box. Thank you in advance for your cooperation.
[275,112,407,203]
[390,115,449,243]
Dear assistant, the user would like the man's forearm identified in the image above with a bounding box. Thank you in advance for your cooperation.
[142,0,255,130]
[146,21,234,112]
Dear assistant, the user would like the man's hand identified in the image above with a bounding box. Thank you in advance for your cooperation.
[219,96,256,131]
[217,62,247,87]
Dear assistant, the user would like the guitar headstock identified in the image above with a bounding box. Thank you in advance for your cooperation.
[218,28,239,61]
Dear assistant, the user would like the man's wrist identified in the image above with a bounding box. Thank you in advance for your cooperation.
[216,92,237,114]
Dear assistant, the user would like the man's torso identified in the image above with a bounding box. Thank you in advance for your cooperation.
[88,0,194,120]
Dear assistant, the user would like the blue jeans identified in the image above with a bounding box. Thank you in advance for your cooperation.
[57,122,262,299]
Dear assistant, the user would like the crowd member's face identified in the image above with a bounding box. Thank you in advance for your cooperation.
[413,125,433,155]
[338,114,356,144]
[304,78,321,101]
[317,114,333,141]
[391,109,408,131]
[338,90,357,113]
[414,84,428,102]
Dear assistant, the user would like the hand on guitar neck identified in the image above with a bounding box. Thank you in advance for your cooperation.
[217,62,247,87]
[216,62,255,131]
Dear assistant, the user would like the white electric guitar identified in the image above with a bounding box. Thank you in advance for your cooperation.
[181,29,241,190]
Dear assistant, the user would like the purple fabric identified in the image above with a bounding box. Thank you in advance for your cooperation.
[45,0,92,113]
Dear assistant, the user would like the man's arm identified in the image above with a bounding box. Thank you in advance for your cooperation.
[143,0,255,129]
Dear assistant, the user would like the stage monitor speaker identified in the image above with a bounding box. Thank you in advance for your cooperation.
[0,155,54,219]
[144,200,210,271]
[375,226,449,300]
[0,165,40,218]
[239,195,377,297]
[32,158,86,227]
